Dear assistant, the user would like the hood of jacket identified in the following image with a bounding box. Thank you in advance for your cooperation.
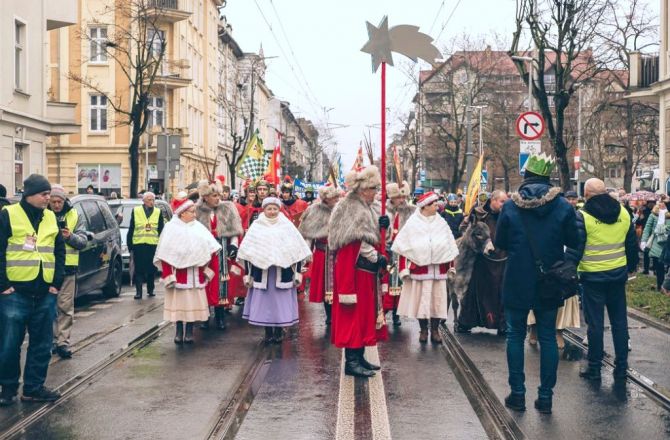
[582,193,622,224]
[510,178,562,217]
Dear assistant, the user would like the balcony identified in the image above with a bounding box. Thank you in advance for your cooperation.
[46,0,77,30]
[45,101,79,135]
[145,59,192,90]
[627,52,662,102]
[146,0,191,23]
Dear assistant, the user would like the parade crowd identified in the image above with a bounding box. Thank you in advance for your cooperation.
[0,151,664,416]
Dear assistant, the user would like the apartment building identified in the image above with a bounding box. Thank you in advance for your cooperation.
[0,0,79,195]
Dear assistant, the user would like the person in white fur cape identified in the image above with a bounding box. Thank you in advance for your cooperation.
[237,197,311,344]
[391,192,459,344]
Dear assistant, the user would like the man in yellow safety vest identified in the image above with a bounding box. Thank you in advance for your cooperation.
[0,174,65,406]
[127,192,164,299]
[568,178,638,382]
[48,184,89,359]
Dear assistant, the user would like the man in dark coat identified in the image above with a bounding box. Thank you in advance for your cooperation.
[636,198,655,274]
[456,190,508,334]
[0,184,10,210]
[440,193,464,239]
[495,155,578,415]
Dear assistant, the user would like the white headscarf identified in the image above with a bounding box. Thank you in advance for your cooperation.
[154,216,221,269]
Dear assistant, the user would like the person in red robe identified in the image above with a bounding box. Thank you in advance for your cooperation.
[195,180,243,330]
[382,181,416,327]
[328,166,390,378]
[299,184,340,324]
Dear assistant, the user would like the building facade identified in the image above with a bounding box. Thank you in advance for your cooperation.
[1,0,79,195]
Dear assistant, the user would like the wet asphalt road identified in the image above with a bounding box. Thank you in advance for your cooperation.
[1,281,669,439]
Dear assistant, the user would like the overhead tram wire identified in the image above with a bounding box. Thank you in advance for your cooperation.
[252,0,325,125]
[434,0,464,43]
[428,0,447,35]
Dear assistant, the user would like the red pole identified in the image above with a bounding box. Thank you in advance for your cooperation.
[381,61,387,217]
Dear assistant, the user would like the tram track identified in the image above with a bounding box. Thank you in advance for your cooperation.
[438,323,526,440]
[562,328,670,412]
[203,343,272,440]
[0,319,170,440]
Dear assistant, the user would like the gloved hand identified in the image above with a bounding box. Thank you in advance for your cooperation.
[227,245,238,259]
[378,215,390,229]
[640,242,647,251]
[377,255,388,271]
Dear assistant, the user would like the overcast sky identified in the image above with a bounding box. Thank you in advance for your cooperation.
[223,0,658,172]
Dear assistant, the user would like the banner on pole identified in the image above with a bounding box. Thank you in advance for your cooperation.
[464,155,484,215]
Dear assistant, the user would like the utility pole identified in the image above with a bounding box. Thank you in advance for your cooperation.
[465,91,474,191]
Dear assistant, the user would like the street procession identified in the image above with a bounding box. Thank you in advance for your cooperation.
[1,1,670,439]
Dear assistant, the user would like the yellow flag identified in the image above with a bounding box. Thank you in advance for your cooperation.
[464,155,484,216]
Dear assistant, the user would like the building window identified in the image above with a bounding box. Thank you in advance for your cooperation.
[148,29,166,72]
[90,95,108,132]
[148,96,164,128]
[90,27,108,62]
[14,20,26,90]
[607,165,621,179]
[14,144,25,193]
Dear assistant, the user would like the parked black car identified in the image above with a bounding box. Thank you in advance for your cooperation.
[107,199,173,275]
[5,194,123,298]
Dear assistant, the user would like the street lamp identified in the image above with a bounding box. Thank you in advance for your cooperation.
[511,55,534,111]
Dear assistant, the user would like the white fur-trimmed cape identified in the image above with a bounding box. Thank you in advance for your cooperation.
[391,211,459,266]
[328,192,380,251]
[299,202,333,240]
[237,213,311,269]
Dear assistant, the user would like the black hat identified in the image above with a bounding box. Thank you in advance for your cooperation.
[23,174,51,197]
[565,191,578,198]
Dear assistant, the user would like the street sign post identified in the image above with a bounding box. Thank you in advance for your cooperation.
[515,111,545,141]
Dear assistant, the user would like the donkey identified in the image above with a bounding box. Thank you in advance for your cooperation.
[446,218,495,327]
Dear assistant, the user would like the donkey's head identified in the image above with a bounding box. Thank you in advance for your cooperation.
[462,218,494,255]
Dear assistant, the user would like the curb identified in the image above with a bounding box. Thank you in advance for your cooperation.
[627,307,670,335]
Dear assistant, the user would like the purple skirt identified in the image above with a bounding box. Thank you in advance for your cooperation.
[242,267,299,327]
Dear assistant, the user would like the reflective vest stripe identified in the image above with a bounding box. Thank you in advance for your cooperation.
[581,250,626,262]
[578,206,630,273]
[64,209,79,266]
[584,242,624,252]
[5,204,58,283]
[131,206,160,245]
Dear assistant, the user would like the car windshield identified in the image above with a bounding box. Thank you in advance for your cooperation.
[109,204,139,228]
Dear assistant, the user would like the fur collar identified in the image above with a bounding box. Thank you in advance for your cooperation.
[299,202,333,239]
[196,200,243,238]
[511,187,562,210]
[328,192,380,250]
[386,200,417,230]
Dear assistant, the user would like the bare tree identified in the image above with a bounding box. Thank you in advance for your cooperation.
[69,0,176,198]
[510,0,610,189]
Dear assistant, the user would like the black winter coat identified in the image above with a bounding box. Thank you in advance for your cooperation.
[441,206,464,239]
[495,178,578,310]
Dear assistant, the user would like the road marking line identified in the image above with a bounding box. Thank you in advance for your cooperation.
[335,350,355,440]
[105,298,123,303]
[88,304,113,310]
[366,346,392,440]
[74,311,96,318]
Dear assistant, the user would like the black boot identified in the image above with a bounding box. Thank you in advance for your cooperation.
[344,348,375,378]
[174,321,184,344]
[392,309,401,326]
[419,319,429,343]
[184,323,194,343]
[534,397,552,414]
[273,327,284,343]
[430,318,442,344]
[579,366,601,381]
[357,347,380,371]
[324,302,332,325]
[133,277,142,299]
[264,327,274,344]
[200,310,211,330]
[504,393,526,411]
[214,307,227,330]
[147,274,155,297]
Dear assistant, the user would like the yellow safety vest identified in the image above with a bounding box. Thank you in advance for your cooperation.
[5,204,58,283]
[578,206,630,273]
[132,206,160,245]
[63,209,79,267]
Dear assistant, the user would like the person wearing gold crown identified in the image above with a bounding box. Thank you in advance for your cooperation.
[328,166,390,378]
[495,153,578,415]
[195,180,244,330]
[382,181,415,327]
[391,191,459,343]
[299,184,340,324]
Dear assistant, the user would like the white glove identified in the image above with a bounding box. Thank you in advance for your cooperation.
[640,242,647,251]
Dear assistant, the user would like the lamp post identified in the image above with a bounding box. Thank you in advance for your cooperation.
[511,55,534,111]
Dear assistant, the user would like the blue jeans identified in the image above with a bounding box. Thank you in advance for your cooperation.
[0,292,56,393]
[582,281,628,371]
[505,306,558,399]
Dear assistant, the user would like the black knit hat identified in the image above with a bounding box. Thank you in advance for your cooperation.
[23,174,51,197]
